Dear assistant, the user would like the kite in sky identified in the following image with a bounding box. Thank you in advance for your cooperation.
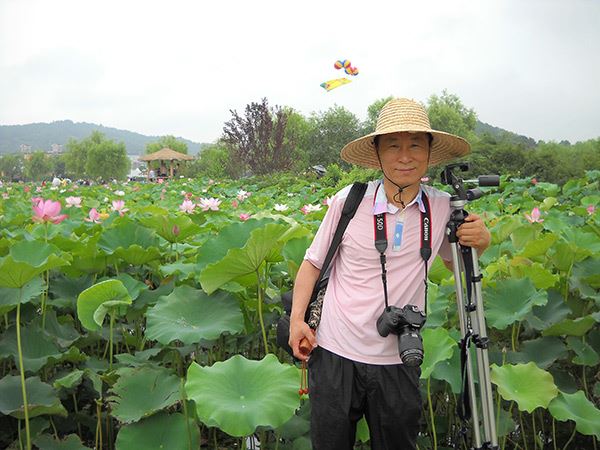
[321,59,359,91]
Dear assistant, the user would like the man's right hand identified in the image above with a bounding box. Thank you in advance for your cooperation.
[289,319,317,361]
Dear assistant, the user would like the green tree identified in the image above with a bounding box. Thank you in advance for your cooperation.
[145,135,188,155]
[23,151,52,182]
[85,135,130,181]
[0,154,23,181]
[427,90,477,142]
[185,141,243,180]
[361,96,394,133]
[63,132,103,179]
[303,105,361,168]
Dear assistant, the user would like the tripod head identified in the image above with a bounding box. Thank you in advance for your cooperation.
[441,163,499,202]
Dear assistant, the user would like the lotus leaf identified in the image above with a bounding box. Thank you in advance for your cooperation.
[509,261,558,290]
[108,366,180,423]
[526,289,571,330]
[76,279,132,331]
[98,220,159,254]
[490,363,558,413]
[507,336,567,369]
[548,391,600,438]
[34,434,91,450]
[0,241,71,288]
[185,354,300,436]
[542,315,596,337]
[115,412,199,450]
[53,370,84,390]
[146,285,244,345]
[431,350,462,393]
[519,231,558,258]
[140,214,201,243]
[0,375,67,419]
[0,276,44,314]
[421,327,456,379]
[484,278,547,330]
[200,223,307,294]
[566,336,600,366]
[0,326,63,373]
[510,225,537,251]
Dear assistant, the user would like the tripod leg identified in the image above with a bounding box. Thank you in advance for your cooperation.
[449,241,482,449]
[468,249,498,448]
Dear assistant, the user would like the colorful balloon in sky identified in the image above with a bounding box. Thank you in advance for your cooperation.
[321,59,359,91]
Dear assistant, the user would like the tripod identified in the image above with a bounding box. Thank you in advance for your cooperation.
[442,164,500,450]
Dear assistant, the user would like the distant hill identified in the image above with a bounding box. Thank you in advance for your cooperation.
[475,121,538,148]
[0,120,210,155]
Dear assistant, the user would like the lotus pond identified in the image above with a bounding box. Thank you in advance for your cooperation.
[0,171,599,450]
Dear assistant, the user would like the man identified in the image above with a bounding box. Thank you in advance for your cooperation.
[288,98,491,449]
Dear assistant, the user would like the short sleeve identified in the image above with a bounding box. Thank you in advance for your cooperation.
[437,236,452,262]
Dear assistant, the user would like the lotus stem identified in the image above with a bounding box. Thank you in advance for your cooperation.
[256,267,269,355]
[552,418,557,450]
[109,312,115,371]
[562,425,576,450]
[72,392,82,437]
[518,411,528,450]
[16,298,32,450]
[427,377,437,450]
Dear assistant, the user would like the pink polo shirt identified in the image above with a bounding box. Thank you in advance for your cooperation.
[304,180,452,365]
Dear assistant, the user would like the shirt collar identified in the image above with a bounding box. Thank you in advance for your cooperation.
[372,179,425,215]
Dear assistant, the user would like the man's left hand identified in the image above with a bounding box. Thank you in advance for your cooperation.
[456,213,491,254]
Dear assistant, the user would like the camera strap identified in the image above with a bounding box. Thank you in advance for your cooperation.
[373,184,432,312]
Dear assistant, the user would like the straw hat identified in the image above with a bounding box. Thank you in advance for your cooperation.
[341,98,471,168]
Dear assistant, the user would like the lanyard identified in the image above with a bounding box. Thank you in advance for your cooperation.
[373,184,432,311]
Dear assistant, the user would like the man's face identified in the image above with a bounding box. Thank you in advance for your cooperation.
[376,132,430,187]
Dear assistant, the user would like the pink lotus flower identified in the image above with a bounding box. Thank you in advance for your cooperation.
[158,178,164,184]
[84,208,102,223]
[31,196,42,204]
[239,213,251,221]
[24,186,30,193]
[301,204,323,215]
[587,205,596,215]
[111,200,129,216]
[531,178,538,185]
[172,225,180,236]
[231,199,239,209]
[32,199,68,224]
[65,196,82,208]
[198,197,221,211]
[237,190,251,201]
[36,186,42,192]
[179,199,196,214]
[525,207,544,223]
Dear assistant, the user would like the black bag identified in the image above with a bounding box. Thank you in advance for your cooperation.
[276,182,367,356]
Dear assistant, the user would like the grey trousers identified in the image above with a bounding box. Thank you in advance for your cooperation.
[308,346,422,450]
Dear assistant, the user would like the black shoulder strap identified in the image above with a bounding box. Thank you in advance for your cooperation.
[309,182,367,301]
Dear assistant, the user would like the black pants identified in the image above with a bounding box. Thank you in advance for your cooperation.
[308,346,422,450]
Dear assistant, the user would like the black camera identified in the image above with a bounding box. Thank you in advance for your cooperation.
[376,305,426,366]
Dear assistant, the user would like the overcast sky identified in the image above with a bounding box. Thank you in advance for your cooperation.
[1,0,599,144]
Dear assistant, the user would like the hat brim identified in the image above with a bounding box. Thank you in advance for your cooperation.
[341,127,471,169]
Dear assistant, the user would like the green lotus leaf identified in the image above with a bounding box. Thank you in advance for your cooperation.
[200,223,295,294]
[146,285,244,345]
[114,347,162,366]
[115,245,162,266]
[421,327,456,379]
[108,366,180,423]
[509,261,559,290]
[114,273,147,301]
[542,315,596,337]
[572,257,600,288]
[566,336,600,366]
[140,214,202,243]
[548,391,600,438]
[484,278,547,330]
[507,336,567,369]
[76,279,132,332]
[185,354,300,436]
[0,241,71,288]
[49,275,94,310]
[510,225,537,252]
[526,290,571,330]
[53,370,84,390]
[490,216,522,245]
[158,261,197,280]
[519,232,558,258]
[115,412,199,450]
[0,326,63,373]
[0,276,44,314]
[34,433,91,450]
[427,256,452,285]
[561,228,600,254]
[423,283,452,328]
[0,375,67,419]
[490,363,558,413]
[550,242,589,272]
[35,310,80,348]
[282,236,311,280]
[276,401,311,441]
[196,218,276,271]
[98,219,158,253]
[430,349,462,393]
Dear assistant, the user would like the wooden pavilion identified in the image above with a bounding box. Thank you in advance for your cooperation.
[138,148,194,180]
